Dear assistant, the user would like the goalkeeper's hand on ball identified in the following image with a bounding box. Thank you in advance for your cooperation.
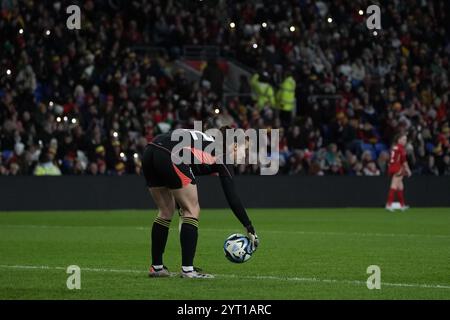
[246,225,259,253]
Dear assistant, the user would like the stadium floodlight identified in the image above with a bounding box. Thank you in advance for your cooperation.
[327,17,333,23]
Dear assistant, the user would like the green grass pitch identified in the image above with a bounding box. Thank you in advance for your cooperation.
[0,208,449,299]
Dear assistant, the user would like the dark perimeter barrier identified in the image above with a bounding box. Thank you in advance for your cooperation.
[0,176,449,211]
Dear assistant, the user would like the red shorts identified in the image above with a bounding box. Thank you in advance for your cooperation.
[388,165,405,177]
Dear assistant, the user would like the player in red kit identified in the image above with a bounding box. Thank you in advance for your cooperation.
[386,133,412,211]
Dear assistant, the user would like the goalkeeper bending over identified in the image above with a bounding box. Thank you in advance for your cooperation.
[141,127,259,278]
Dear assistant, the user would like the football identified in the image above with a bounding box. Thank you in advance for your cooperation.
[223,233,253,263]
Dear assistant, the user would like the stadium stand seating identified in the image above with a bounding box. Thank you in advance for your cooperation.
[0,0,449,176]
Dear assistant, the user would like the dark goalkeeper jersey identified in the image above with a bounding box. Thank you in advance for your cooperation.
[149,129,252,229]
[151,129,235,179]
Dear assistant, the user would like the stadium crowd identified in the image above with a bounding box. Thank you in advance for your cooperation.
[0,0,449,176]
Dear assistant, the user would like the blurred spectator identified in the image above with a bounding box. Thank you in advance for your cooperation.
[250,72,276,110]
[363,161,381,176]
[33,149,62,176]
[202,59,224,100]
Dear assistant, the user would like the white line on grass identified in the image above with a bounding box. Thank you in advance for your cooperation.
[203,228,450,239]
[0,264,449,290]
[1,224,449,239]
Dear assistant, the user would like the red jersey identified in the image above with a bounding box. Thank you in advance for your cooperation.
[388,143,406,174]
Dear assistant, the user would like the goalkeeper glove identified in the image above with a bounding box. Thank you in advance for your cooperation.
[246,225,259,252]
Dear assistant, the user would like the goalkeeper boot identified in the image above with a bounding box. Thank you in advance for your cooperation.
[148,265,170,278]
[181,267,214,279]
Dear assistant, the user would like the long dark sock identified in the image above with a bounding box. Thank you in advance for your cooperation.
[151,217,171,266]
[180,217,198,269]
